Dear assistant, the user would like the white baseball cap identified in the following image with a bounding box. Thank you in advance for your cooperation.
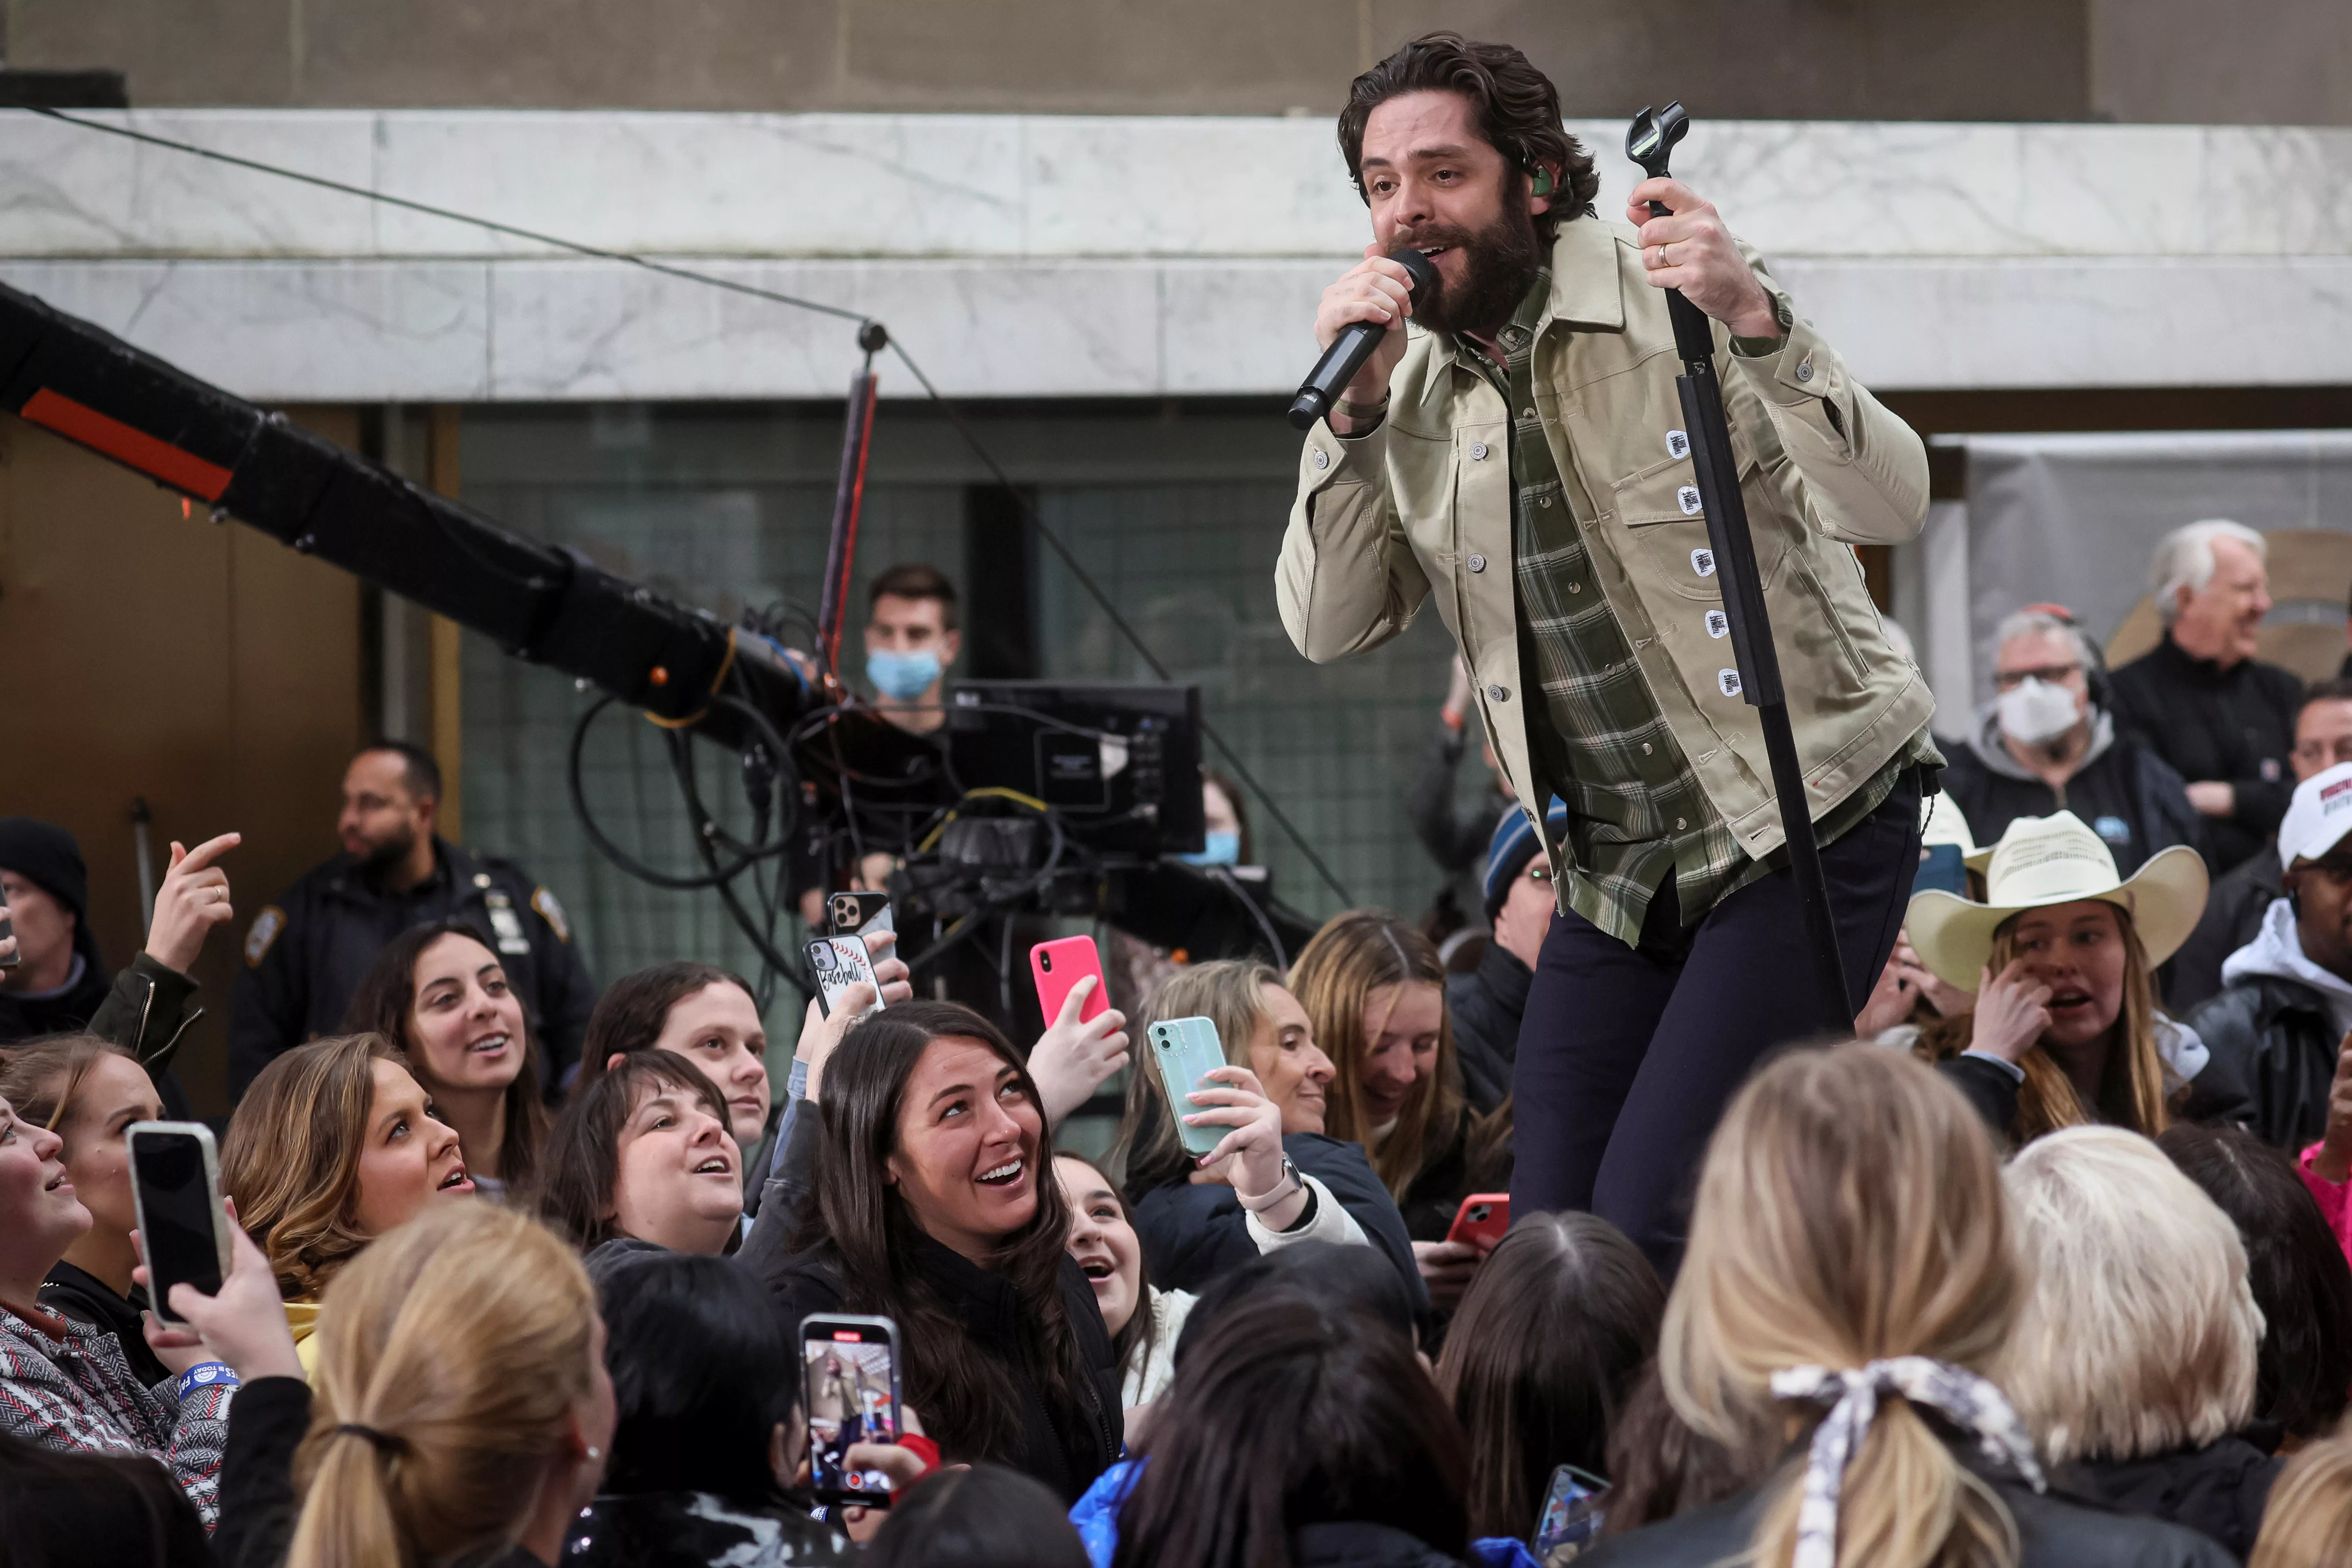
[2279,762,2352,871]
[1906,811,2208,991]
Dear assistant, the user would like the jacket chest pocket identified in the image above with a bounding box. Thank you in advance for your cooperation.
[1608,452,1781,605]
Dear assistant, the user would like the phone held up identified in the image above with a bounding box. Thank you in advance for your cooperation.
[828,891,894,940]
[1533,1462,1610,1561]
[126,1121,234,1327]
[1029,935,1109,1028]
[805,934,885,1021]
[1147,1016,1230,1160]
[800,1314,904,1509]
[1446,1192,1511,1249]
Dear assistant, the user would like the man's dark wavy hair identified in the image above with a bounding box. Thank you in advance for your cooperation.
[1337,32,1599,244]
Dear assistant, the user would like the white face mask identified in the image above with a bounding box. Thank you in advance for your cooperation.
[1996,677,2080,746]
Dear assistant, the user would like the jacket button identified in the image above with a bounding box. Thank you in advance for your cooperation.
[1642,743,1653,755]
[1487,684,1509,703]
[1467,553,1486,573]
[1795,359,1814,383]
[1311,448,1330,469]
[1567,581,1581,593]
[1469,442,1489,460]
[1675,818,1688,830]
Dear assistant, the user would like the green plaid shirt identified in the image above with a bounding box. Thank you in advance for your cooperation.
[1459,269,1922,944]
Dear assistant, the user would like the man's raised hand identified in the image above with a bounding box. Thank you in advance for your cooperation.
[1626,177,1780,341]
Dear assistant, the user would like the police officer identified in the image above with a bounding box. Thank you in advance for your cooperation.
[228,741,596,1102]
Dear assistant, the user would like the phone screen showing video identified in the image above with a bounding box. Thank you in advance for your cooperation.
[1532,1463,1609,1561]
[803,1321,900,1504]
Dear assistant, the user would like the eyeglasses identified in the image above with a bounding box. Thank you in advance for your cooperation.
[1993,664,2082,690]
[2293,736,2352,769]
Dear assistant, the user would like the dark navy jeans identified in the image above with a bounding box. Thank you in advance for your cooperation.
[1509,775,1921,1277]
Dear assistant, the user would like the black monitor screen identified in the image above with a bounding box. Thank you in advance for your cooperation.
[946,681,1204,856]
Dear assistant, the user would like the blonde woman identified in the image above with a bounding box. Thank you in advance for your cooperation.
[171,1202,612,1568]
[1598,1046,2231,1568]
[1903,812,2244,1146]
[2248,1437,2352,1568]
[1110,959,1418,1308]
[222,1033,477,1369]
[1998,1128,2277,1558]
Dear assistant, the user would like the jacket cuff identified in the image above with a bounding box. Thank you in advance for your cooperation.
[1298,420,1389,500]
[1729,307,1843,412]
[1246,1175,1365,1251]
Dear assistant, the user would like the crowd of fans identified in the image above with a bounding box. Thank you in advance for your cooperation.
[2,519,2352,1568]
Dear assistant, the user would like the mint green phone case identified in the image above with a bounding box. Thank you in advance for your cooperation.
[1148,1015,1230,1159]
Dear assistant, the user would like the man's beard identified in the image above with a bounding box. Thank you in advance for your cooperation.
[354,824,417,876]
[1398,204,1543,341]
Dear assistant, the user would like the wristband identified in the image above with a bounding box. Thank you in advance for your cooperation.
[176,1362,239,1402]
[898,1434,941,1472]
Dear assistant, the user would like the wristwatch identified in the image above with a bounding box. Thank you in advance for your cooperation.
[1235,1154,1303,1213]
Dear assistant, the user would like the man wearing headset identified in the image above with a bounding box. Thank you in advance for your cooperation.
[1276,33,1936,1273]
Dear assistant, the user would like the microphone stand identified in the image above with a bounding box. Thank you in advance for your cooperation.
[1627,103,1851,1032]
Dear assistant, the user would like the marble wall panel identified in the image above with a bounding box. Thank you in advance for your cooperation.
[8,111,2351,262]
[0,260,491,401]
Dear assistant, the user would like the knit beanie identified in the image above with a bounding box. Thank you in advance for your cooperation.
[0,817,89,926]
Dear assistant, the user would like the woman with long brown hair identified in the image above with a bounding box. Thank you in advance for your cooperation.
[1291,909,1503,1308]
[343,919,550,1198]
[1902,813,2241,1146]
[1598,1045,2229,1568]
[751,1001,1121,1502]
[222,1032,476,1367]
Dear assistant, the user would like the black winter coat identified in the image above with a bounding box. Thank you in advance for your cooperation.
[1939,717,2201,879]
[1581,1444,2235,1568]
[2054,1437,2281,1561]
[2185,973,2342,1150]
[1447,941,1530,1117]
[2108,636,2301,877]
[2171,856,2281,1012]
[1131,1131,1429,1321]
[1937,1050,2252,1150]
[755,1236,1122,1504]
[566,1491,855,1566]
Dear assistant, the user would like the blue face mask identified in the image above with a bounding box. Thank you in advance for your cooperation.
[866,647,942,701]
[1178,829,1242,867]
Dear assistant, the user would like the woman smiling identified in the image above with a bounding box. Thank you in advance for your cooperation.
[752,1001,1121,1503]
[343,920,550,1198]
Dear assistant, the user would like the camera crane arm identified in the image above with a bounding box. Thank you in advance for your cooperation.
[0,280,821,750]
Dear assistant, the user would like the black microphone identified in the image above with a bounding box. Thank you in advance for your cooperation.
[1287,247,1440,431]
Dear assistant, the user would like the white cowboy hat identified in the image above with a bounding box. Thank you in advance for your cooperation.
[1905,811,2207,992]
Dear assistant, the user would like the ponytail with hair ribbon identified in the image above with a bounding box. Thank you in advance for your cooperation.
[1769,1357,2043,1568]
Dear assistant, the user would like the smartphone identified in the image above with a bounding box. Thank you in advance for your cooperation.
[828,891,894,939]
[125,1122,232,1328]
[801,1314,903,1508]
[1147,1016,1231,1160]
[1446,1192,1511,1248]
[1030,936,1109,1027]
[1912,842,1967,898]
[806,936,885,1019]
[1532,1463,1610,1560]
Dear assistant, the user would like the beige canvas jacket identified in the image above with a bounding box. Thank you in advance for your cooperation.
[1277,215,1936,865]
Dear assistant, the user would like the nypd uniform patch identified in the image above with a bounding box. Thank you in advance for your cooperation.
[532,886,572,944]
[244,905,286,968]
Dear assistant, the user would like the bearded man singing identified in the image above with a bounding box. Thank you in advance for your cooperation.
[1277,34,1938,1275]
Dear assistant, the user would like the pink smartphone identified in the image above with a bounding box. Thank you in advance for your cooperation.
[1030,936,1109,1027]
[1446,1193,1511,1248]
